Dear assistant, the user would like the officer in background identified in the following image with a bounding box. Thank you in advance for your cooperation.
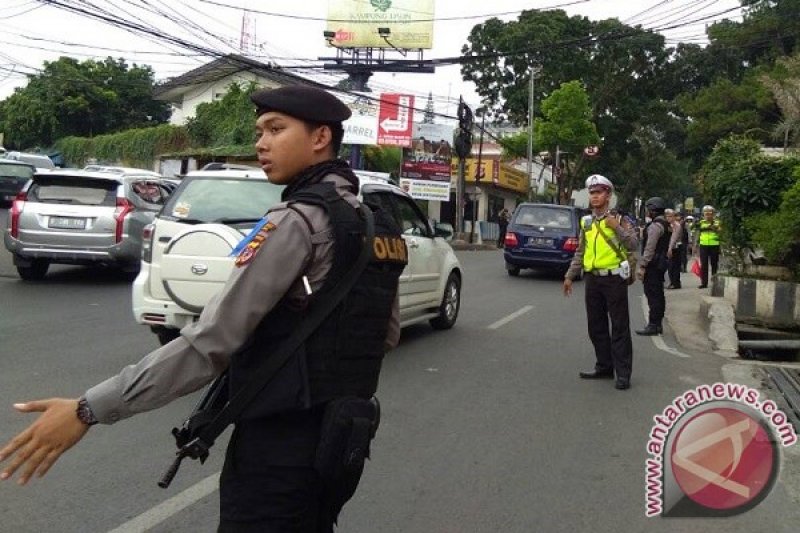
[665,209,682,289]
[693,204,721,289]
[636,197,671,336]
[564,175,638,391]
[0,85,406,532]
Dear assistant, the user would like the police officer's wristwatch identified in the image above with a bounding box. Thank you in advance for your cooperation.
[76,396,98,426]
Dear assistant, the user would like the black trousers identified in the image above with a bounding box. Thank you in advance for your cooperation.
[218,412,334,533]
[698,245,720,287]
[498,224,508,246]
[643,265,666,327]
[668,246,683,287]
[584,273,633,380]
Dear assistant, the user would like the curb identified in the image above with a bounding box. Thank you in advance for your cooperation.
[699,295,739,358]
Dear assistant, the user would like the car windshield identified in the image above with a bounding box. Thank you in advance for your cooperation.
[0,163,35,179]
[27,176,117,206]
[164,178,284,223]
[514,206,573,229]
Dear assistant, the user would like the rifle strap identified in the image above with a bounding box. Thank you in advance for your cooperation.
[189,203,376,453]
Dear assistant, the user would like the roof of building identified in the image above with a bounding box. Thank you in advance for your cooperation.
[153,54,318,103]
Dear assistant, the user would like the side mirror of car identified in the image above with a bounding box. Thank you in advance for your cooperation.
[433,222,454,240]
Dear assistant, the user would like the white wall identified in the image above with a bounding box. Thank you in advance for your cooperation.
[168,73,281,126]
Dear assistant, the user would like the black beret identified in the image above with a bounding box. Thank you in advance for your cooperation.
[250,85,352,123]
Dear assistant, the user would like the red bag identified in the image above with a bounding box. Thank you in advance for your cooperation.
[691,258,702,278]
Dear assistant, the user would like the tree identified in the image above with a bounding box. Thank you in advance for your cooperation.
[617,125,690,211]
[678,74,778,160]
[0,57,168,149]
[761,54,800,150]
[186,82,256,149]
[534,81,599,203]
[702,135,799,257]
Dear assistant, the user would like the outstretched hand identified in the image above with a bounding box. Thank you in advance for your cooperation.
[0,399,90,485]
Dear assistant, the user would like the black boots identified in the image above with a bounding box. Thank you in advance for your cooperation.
[635,324,663,336]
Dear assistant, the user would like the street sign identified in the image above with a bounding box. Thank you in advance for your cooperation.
[584,145,600,157]
[377,93,414,147]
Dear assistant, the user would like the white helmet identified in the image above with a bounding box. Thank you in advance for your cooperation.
[702,205,715,213]
[585,174,613,191]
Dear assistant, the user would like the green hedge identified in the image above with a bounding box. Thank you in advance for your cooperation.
[55,124,191,168]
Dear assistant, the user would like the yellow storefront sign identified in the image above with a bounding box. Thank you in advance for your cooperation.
[449,158,529,194]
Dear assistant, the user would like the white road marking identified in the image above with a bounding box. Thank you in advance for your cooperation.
[488,305,534,330]
[107,472,220,533]
[640,296,691,358]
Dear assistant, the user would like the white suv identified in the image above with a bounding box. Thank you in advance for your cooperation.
[132,169,462,344]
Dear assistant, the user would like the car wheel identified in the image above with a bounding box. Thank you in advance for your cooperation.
[429,272,460,330]
[152,326,181,346]
[507,265,521,277]
[17,259,49,281]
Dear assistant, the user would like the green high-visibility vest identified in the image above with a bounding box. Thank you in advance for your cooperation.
[582,217,624,271]
[698,220,721,246]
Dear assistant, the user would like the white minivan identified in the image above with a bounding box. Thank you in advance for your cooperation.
[132,168,462,344]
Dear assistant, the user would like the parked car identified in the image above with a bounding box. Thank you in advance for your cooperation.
[4,170,175,280]
[0,160,35,206]
[132,169,462,345]
[503,203,584,277]
[3,151,56,171]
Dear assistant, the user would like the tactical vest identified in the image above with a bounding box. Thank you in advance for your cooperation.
[697,219,720,246]
[582,216,626,271]
[642,217,670,267]
[228,181,406,421]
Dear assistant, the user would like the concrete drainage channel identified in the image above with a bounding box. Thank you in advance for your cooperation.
[738,324,800,430]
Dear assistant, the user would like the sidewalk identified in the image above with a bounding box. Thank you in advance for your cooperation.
[664,282,738,358]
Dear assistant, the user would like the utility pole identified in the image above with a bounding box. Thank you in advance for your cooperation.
[347,71,371,170]
[471,111,485,243]
[526,65,541,201]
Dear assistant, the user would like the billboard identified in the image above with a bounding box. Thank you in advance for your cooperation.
[326,0,435,49]
[400,123,453,201]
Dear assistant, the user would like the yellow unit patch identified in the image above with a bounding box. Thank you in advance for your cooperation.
[373,236,408,264]
[234,222,277,267]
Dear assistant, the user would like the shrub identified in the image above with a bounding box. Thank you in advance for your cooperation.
[746,167,800,273]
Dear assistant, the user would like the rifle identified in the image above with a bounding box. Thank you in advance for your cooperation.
[158,372,228,489]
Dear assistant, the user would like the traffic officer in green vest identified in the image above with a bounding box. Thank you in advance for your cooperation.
[0,85,406,532]
[693,204,721,289]
[564,175,638,390]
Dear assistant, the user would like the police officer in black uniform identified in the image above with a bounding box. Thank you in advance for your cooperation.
[0,85,406,532]
[636,197,671,336]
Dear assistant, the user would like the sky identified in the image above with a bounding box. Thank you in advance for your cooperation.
[0,0,743,121]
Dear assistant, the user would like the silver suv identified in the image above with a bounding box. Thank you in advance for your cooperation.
[4,169,174,280]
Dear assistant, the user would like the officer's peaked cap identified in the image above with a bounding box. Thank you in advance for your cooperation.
[586,174,613,191]
[250,85,352,123]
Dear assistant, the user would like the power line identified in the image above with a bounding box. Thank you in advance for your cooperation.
[193,0,593,23]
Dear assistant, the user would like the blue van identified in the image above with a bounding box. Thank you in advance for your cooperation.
[503,203,584,277]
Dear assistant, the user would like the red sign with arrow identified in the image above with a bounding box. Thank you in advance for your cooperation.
[377,93,414,148]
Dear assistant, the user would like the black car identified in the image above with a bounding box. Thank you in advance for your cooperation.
[503,203,585,277]
[0,160,36,206]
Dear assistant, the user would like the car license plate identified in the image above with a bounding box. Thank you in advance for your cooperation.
[49,216,86,230]
[527,237,552,247]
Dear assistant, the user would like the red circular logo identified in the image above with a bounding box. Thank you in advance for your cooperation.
[670,407,776,511]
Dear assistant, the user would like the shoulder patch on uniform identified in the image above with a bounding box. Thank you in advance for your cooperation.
[231,219,278,268]
[373,235,408,264]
